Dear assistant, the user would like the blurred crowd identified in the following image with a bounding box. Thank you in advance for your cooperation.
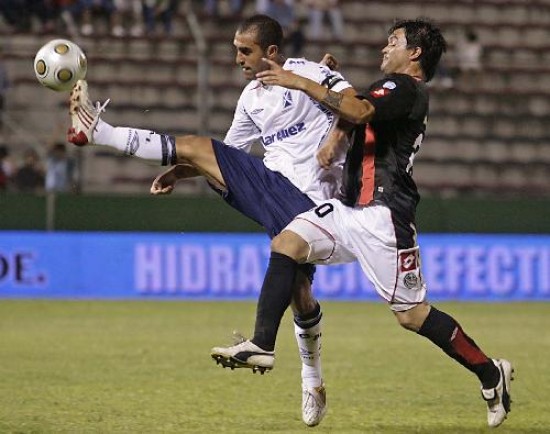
[0,0,346,48]
[0,1,350,197]
[0,0,181,37]
[0,142,77,194]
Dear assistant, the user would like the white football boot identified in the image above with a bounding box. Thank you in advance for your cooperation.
[481,358,514,428]
[211,333,274,374]
[67,79,109,146]
[302,382,327,427]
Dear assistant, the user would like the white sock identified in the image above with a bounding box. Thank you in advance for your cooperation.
[94,119,177,165]
[294,320,323,389]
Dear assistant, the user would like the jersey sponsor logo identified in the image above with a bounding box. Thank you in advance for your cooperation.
[383,80,397,90]
[370,88,390,98]
[250,108,264,115]
[283,90,293,108]
[288,59,306,65]
[260,121,306,146]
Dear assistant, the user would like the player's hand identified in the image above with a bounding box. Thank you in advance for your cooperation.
[320,53,339,71]
[317,126,348,169]
[256,58,305,90]
[150,167,178,195]
[317,145,336,169]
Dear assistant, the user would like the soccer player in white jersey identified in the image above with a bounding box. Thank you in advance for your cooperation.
[213,19,514,428]
[67,14,355,427]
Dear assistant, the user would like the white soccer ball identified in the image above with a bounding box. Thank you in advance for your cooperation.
[34,39,87,92]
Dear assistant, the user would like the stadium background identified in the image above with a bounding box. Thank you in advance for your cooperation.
[1,0,548,297]
[1,1,549,432]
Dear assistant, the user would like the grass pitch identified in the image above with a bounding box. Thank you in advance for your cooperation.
[1,301,549,433]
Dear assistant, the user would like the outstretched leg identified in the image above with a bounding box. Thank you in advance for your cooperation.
[67,79,226,188]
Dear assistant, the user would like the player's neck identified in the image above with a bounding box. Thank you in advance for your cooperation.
[403,64,424,81]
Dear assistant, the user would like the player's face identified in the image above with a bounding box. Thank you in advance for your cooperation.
[233,31,270,80]
[381,28,413,75]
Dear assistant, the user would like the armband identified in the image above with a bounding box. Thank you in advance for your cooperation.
[321,75,344,89]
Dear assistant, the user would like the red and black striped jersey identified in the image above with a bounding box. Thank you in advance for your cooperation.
[341,73,428,224]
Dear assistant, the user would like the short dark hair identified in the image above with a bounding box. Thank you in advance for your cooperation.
[389,18,447,82]
[237,14,283,50]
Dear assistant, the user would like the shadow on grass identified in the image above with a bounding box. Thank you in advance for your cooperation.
[338,423,546,434]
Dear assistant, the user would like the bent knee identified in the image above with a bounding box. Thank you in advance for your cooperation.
[175,135,209,162]
[394,303,431,332]
[271,230,310,263]
[395,315,419,332]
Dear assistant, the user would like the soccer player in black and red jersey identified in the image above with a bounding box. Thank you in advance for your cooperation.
[211,19,513,428]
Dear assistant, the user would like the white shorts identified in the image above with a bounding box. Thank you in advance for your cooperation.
[285,199,427,311]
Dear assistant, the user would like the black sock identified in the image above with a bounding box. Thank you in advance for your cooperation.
[251,252,298,351]
[418,307,500,389]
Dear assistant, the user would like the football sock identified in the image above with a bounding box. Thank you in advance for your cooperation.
[252,252,298,351]
[418,307,500,389]
[294,303,323,388]
[94,119,177,165]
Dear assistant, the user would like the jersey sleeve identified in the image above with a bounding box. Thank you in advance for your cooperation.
[223,94,261,153]
[319,67,352,93]
[361,75,417,122]
[287,59,352,93]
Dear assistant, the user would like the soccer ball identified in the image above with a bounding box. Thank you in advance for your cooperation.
[34,39,87,92]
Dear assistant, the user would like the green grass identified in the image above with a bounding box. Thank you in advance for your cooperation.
[1,301,549,433]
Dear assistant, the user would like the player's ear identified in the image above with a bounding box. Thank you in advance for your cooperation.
[266,45,278,60]
[410,46,422,61]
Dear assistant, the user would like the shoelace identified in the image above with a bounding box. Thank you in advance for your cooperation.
[95,99,111,114]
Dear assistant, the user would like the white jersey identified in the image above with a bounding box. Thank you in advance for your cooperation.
[223,58,352,204]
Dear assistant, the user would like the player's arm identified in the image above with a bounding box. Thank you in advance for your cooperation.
[317,126,349,169]
[150,164,200,195]
[223,93,260,152]
[316,87,356,168]
[256,58,374,124]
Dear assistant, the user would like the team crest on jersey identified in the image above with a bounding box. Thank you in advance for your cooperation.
[370,81,396,98]
[283,90,293,108]
[403,272,419,289]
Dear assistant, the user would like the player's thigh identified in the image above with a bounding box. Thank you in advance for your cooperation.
[289,201,427,311]
[350,207,427,311]
[285,199,357,264]
[175,135,224,187]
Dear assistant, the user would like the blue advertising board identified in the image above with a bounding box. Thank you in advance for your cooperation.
[0,231,548,300]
